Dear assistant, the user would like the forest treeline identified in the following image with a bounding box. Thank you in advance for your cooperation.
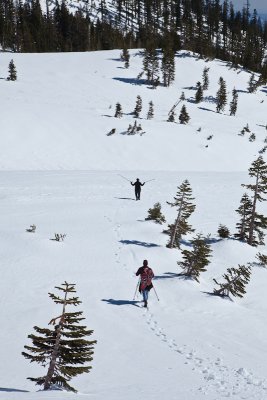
[0,0,267,75]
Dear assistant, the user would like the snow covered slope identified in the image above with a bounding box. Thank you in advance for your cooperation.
[1,50,267,400]
[0,50,266,171]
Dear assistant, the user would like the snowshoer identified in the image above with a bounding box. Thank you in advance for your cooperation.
[136,260,154,307]
[131,178,145,200]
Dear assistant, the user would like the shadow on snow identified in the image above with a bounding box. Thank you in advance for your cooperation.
[0,388,29,393]
[102,299,141,307]
[119,239,160,247]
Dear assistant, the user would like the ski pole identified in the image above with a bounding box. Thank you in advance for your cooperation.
[144,179,155,184]
[118,174,131,183]
[133,279,140,300]
[152,285,159,301]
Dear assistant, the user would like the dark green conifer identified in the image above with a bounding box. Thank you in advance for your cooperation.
[255,252,267,267]
[213,265,251,298]
[22,282,96,393]
[145,202,166,224]
[195,81,203,103]
[121,47,130,68]
[166,180,195,248]
[178,234,212,282]
[218,224,230,238]
[133,95,142,118]
[216,77,227,113]
[247,73,257,93]
[167,109,176,122]
[235,193,253,242]
[179,105,190,124]
[202,66,209,90]
[114,102,123,118]
[229,88,238,116]
[147,101,154,120]
[8,59,17,81]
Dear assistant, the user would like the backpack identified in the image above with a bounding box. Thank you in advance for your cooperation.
[140,267,154,291]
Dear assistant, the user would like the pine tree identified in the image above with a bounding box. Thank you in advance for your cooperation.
[180,92,185,101]
[161,46,175,87]
[213,265,251,298]
[241,156,267,246]
[145,202,166,224]
[7,59,17,81]
[255,252,267,267]
[167,109,176,122]
[229,88,238,116]
[195,81,203,103]
[121,47,130,68]
[218,224,230,238]
[179,105,190,124]
[147,101,154,120]
[143,45,159,86]
[178,234,212,282]
[22,282,96,392]
[114,102,122,118]
[202,66,209,90]
[235,193,253,242]
[133,95,142,118]
[166,180,195,248]
[247,73,257,93]
[216,77,227,113]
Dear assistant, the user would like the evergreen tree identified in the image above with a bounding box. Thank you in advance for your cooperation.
[166,180,195,248]
[180,91,185,101]
[7,59,17,81]
[255,252,267,267]
[143,44,159,86]
[147,101,154,120]
[22,282,96,392]
[121,47,130,68]
[216,77,227,112]
[218,224,230,238]
[235,193,253,242]
[195,81,203,103]
[202,66,209,90]
[133,95,142,118]
[161,45,175,87]
[178,234,212,282]
[114,102,122,118]
[167,109,176,122]
[213,265,251,298]
[241,157,267,246]
[247,73,257,93]
[145,202,166,224]
[179,105,190,124]
[229,88,238,116]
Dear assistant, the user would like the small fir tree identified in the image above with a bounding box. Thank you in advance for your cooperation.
[145,202,166,224]
[178,234,212,282]
[247,73,257,93]
[180,92,185,101]
[147,101,154,120]
[166,180,196,248]
[179,105,190,124]
[249,133,256,142]
[167,109,176,122]
[216,77,227,113]
[114,102,123,118]
[241,156,267,246]
[213,265,251,298]
[202,66,209,90]
[22,282,96,392]
[195,81,203,103]
[8,59,17,81]
[121,47,130,68]
[229,88,238,116]
[133,95,142,118]
[218,224,230,238]
[235,193,253,242]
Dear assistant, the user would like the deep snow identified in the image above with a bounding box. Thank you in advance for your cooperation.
[0,50,267,400]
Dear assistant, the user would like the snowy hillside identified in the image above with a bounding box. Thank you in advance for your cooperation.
[0,50,266,171]
[1,50,267,400]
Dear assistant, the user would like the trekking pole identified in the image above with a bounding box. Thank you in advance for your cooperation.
[118,174,131,183]
[153,285,160,301]
[144,179,155,184]
[133,279,140,301]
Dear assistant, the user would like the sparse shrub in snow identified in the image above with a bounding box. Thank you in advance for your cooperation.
[7,59,17,81]
[249,133,256,142]
[114,102,123,118]
[145,202,166,224]
[166,180,195,249]
[179,105,190,124]
[53,233,66,241]
[22,282,96,392]
[217,224,230,238]
[213,265,251,298]
[177,234,212,282]
[133,95,142,118]
[216,76,227,113]
[255,252,267,267]
[240,156,267,246]
[147,101,154,119]
[26,224,36,233]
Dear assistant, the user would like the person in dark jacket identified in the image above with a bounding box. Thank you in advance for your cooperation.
[131,178,145,200]
[136,260,154,307]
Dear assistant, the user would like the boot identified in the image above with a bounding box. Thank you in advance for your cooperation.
[144,300,148,308]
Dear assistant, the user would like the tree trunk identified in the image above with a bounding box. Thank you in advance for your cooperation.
[169,193,185,248]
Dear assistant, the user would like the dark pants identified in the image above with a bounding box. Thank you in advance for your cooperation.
[135,190,141,200]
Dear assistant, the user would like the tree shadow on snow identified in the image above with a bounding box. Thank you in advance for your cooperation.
[120,239,160,247]
[201,291,234,301]
[0,388,29,393]
[153,272,181,280]
[198,107,215,113]
[114,197,136,201]
[102,299,141,307]
[113,77,147,85]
